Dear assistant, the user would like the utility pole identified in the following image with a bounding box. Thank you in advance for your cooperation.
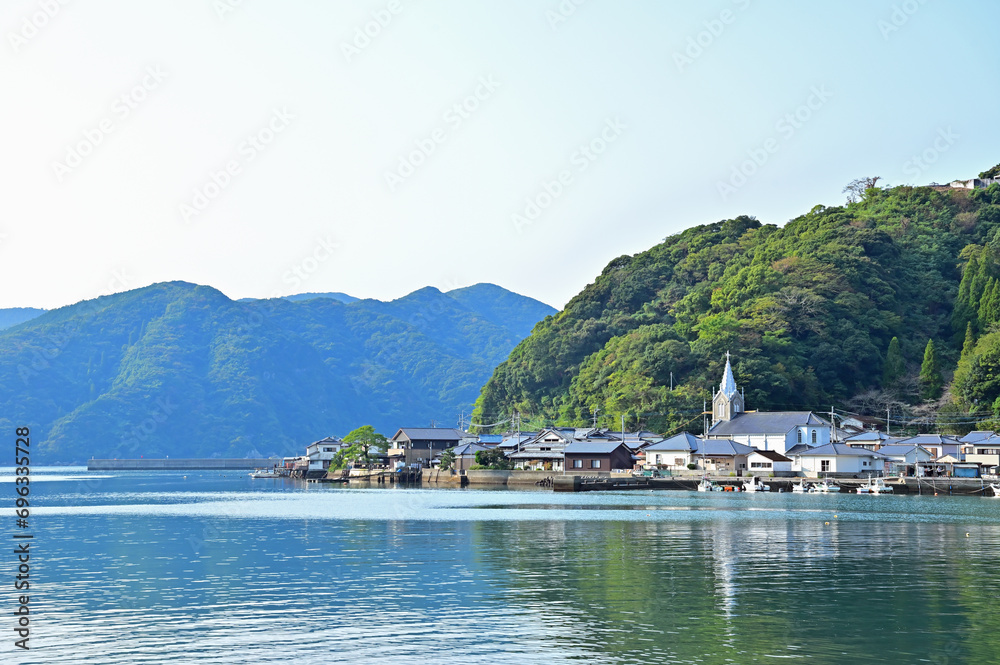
[886,406,890,437]
[670,372,673,391]
[592,407,600,428]
[830,406,836,442]
[621,414,625,442]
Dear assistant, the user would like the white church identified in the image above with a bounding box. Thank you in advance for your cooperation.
[704,353,832,456]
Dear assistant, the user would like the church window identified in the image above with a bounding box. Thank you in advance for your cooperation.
[797,430,802,444]
[811,430,817,444]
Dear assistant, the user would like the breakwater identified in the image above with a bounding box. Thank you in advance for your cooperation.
[88,458,283,471]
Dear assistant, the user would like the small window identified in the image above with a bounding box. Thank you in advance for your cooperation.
[797,430,802,444]
[811,430,818,444]
[573,459,583,468]
[674,458,684,466]
[591,460,601,469]
[821,460,830,472]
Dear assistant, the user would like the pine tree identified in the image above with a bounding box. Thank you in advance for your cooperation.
[883,337,905,387]
[962,321,976,360]
[919,339,943,401]
[953,253,980,334]
[978,277,998,330]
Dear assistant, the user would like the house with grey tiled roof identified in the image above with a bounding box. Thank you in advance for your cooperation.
[704,355,831,455]
[893,434,962,460]
[388,427,473,468]
[642,432,753,473]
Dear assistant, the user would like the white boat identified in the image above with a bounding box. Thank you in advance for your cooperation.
[742,477,771,493]
[250,468,280,479]
[856,476,893,494]
[814,480,840,493]
[697,477,715,492]
[791,480,813,493]
[989,483,1000,497]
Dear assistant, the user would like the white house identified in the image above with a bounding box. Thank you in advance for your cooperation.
[704,355,832,455]
[306,436,345,472]
[643,432,700,469]
[791,442,888,477]
[747,450,793,475]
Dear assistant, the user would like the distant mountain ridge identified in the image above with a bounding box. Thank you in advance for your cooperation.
[0,307,46,330]
[0,281,554,463]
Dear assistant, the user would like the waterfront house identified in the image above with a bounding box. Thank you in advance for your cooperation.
[388,428,469,468]
[964,435,1000,473]
[563,441,634,472]
[476,434,504,448]
[894,434,962,460]
[450,442,489,472]
[791,443,888,477]
[747,450,792,475]
[704,355,832,455]
[693,438,755,473]
[508,428,576,471]
[876,443,934,475]
[306,436,345,472]
[643,432,701,469]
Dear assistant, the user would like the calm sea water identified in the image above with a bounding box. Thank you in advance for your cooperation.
[3,467,999,664]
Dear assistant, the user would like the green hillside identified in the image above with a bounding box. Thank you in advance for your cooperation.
[473,181,1000,434]
[0,282,554,463]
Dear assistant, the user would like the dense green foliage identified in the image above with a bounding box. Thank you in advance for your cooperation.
[474,183,1000,433]
[0,282,554,463]
[473,448,512,470]
[342,425,389,455]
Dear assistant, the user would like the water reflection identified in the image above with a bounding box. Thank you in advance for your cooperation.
[9,470,1000,664]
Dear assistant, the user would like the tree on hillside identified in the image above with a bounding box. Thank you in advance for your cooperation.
[980,163,1000,179]
[883,337,905,387]
[962,322,976,360]
[342,425,389,463]
[843,176,882,203]
[919,339,943,401]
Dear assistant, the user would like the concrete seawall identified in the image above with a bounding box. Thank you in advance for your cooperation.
[88,458,283,471]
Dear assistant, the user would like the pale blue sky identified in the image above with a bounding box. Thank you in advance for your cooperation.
[2,0,997,310]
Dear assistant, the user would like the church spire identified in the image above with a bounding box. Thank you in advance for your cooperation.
[719,351,738,399]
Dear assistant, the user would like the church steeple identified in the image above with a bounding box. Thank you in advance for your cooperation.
[712,352,744,425]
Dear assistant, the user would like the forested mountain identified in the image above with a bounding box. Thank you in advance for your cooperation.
[0,282,554,463]
[473,181,1000,434]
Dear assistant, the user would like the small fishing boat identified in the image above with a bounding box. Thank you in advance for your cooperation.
[697,477,717,492]
[856,476,893,494]
[250,468,280,479]
[988,483,1000,497]
[742,477,771,493]
[814,480,840,493]
[791,480,813,493]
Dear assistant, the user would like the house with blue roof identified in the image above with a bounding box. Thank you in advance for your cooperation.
[789,443,888,477]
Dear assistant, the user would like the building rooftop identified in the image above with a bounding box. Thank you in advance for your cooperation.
[644,432,701,452]
[563,441,629,455]
[750,449,792,462]
[708,411,830,436]
[792,442,887,458]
